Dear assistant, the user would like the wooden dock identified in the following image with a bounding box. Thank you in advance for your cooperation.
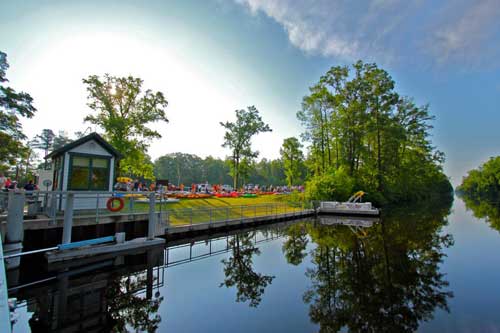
[45,237,165,264]
[165,209,316,237]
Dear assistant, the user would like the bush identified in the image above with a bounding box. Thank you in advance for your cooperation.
[305,167,355,202]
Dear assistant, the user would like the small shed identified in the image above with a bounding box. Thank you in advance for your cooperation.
[45,132,122,210]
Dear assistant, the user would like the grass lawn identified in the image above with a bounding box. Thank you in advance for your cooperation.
[126,194,308,226]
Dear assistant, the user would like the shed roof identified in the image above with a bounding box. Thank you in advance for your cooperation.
[45,132,123,159]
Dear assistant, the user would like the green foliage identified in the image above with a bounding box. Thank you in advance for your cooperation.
[220,106,272,188]
[280,137,305,187]
[0,51,36,171]
[458,156,500,201]
[32,129,55,169]
[457,156,500,233]
[305,167,355,201]
[153,153,287,186]
[83,74,168,180]
[299,61,451,204]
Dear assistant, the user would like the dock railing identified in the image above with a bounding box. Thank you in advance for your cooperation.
[1,190,313,243]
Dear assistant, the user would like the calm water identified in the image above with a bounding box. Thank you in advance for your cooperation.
[8,196,500,332]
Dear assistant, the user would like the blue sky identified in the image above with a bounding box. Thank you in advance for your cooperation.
[1,0,499,185]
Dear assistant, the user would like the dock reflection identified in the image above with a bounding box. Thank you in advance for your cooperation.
[10,247,164,332]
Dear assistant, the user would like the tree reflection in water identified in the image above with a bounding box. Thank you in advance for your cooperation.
[282,223,309,266]
[105,273,164,332]
[284,199,454,332]
[460,195,500,232]
[220,232,275,307]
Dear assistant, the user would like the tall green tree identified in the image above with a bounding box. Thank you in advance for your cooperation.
[0,51,36,170]
[220,106,271,189]
[32,129,55,169]
[83,74,168,179]
[299,61,450,204]
[280,137,304,187]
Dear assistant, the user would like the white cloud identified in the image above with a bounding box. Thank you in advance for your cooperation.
[235,0,500,66]
[429,0,500,65]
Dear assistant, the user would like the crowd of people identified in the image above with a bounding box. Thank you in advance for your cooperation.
[113,178,160,192]
[0,173,38,191]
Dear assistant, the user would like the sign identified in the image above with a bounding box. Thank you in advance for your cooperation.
[43,179,53,187]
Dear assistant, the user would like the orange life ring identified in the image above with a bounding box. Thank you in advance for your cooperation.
[106,197,124,212]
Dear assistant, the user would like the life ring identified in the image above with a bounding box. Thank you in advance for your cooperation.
[107,197,124,212]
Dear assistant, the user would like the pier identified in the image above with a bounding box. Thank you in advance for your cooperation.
[0,191,314,266]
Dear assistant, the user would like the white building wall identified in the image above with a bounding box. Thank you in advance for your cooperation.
[69,140,112,156]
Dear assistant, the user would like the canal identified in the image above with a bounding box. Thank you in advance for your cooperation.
[7,196,500,332]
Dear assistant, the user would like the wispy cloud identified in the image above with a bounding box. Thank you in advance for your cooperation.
[235,0,500,66]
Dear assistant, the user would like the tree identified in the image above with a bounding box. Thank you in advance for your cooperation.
[52,130,73,150]
[280,137,304,187]
[32,129,55,169]
[153,152,287,187]
[220,106,271,189]
[299,61,451,204]
[0,51,36,170]
[83,74,168,179]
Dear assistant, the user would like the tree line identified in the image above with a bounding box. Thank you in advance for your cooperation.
[456,157,500,233]
[2,49,451,203]
[153,153,292,187]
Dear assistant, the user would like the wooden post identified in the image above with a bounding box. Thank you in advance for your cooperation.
[62,193,74,244]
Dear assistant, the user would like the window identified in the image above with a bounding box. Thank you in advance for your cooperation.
[69,155,110,190]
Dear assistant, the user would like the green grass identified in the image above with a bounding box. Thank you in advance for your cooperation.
[76,194,309,226]
[129,195,307,226]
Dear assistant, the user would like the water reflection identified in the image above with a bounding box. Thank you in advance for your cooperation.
[460,195,500,232]
[220,232,275,307]
[11,248,164,332]
[284,200,454,332]
[9,198,456,332]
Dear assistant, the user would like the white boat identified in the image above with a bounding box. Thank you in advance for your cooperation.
[318,191,380,216]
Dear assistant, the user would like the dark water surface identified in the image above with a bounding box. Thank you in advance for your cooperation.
[8,196,500,332]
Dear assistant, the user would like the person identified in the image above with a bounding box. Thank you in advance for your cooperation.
[8,180,17,190]
[24,180,36,191]
[4,177,11,190]
[0,172,6,189]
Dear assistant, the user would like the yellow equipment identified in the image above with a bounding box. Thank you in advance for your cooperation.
[117,177,133,183]
[347,191,365,203]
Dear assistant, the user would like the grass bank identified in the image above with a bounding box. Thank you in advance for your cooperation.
[132,194,309,226]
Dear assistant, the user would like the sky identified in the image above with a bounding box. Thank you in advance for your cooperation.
[1,0,499,185]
